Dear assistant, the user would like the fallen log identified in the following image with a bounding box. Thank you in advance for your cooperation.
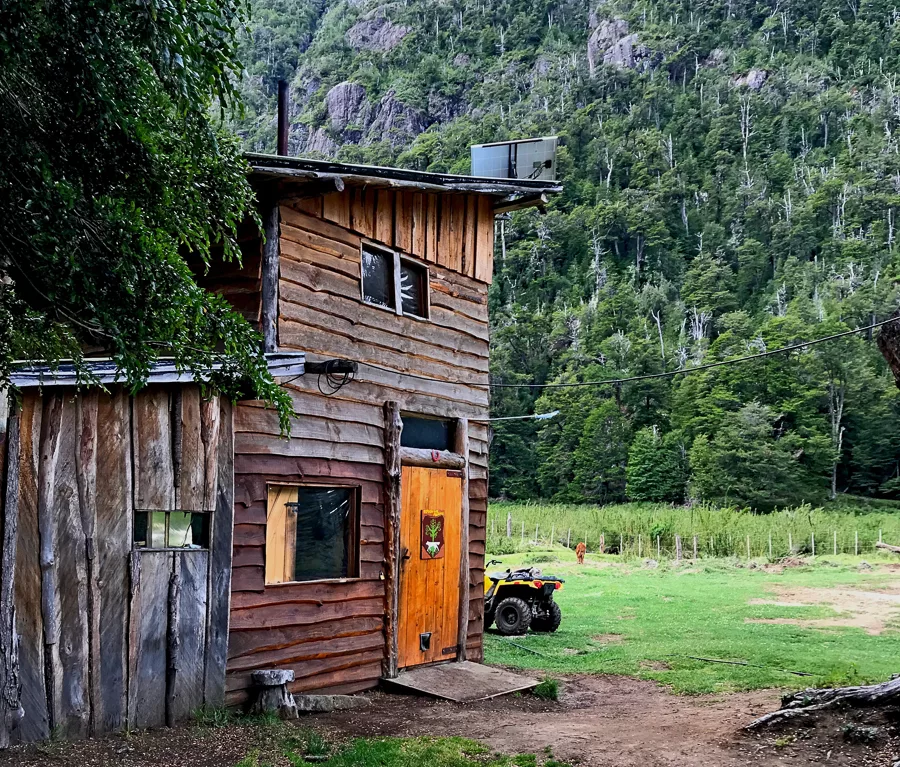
[745,676,900,730]
[875,541,900,554]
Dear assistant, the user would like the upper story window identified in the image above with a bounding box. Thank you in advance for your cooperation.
[361,244,429,320]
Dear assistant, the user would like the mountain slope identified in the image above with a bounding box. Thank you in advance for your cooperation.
[235,0,900,508]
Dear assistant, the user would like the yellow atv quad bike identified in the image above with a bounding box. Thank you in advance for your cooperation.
[483,559,564,635]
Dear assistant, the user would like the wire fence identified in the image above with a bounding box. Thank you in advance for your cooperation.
[486,503,900,561]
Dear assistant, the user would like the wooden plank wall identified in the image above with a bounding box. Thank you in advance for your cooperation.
[295,187,495,285]
[227,190,493,704]
[6,386,233,745]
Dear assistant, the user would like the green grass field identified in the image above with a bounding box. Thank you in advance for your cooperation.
[483,548,900,695]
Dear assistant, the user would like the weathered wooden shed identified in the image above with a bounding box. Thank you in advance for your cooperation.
[0,357,304,745]
[206,155,560,706]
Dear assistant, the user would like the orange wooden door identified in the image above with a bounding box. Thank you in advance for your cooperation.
[398,466,462,668]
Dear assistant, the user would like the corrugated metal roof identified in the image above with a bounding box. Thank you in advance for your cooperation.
[246,153,563,196]
[10,353,306,388]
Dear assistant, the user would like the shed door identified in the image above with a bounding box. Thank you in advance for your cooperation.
[398,466,462,668]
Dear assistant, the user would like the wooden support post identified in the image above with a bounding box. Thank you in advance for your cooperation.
[656,535,661,559]
[261,202,281,353]
[693,535,698,560]
[746,535,751,559]
[855,530,859,556]
[534,524,539,543]
[520,521,525,543]
[506,511,512,538]
[383,402,402,679]
[675,535,682,562]
[620,534,624,556]
[0,403,20,748]
[768,532,773,559]
[788,532,792,553]
[638,535,642,558]
[550,524,554,546]
[455,418,470,662]
[811,532,816,556]
[566,529,571,548]
[833,530,837,556]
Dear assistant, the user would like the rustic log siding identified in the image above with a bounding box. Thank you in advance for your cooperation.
[6,386,233,745]
[227,189,492,699]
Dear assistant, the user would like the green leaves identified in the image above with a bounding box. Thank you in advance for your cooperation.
[0,0,290,424]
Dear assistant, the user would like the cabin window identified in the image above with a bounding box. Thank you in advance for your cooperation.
[265,484,360,585]
[401,416,456,451]
[133,510,210,549]
[361,246,395,310]
[361,244,429,319]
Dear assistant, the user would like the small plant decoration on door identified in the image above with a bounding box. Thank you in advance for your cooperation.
[421,511,445,559]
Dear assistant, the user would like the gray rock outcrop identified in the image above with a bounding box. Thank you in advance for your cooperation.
[346,13,410,52]
[732,69,768,91]
[587,19,656,74]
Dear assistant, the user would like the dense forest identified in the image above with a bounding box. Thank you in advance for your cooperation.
[233,0,900,510]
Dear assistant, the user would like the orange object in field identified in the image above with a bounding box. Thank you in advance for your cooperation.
[575,541,586,564]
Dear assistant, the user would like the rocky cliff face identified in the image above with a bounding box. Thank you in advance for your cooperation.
[346,12,410,52]
[587,18,658,74]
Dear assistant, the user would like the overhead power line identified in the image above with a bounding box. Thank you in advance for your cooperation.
[291,315,899,393]
[488,315,900,390]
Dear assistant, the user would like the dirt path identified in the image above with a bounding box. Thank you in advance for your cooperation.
[0,674,896,766]
[311,674,897,766]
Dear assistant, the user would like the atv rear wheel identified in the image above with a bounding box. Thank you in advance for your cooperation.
[531,600,562,633]
[493,597,532,635]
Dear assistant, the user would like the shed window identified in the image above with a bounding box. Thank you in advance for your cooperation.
[266,485,359,584]
[361,244,429,319]
[133,510,210,549]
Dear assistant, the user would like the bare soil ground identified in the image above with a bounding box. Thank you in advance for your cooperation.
[745,582,900,635]
[1,675,897,766]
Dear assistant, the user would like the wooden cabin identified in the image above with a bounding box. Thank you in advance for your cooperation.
[218,154,559,706]
[0,155,559,744]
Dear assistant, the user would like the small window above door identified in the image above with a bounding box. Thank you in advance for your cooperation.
[401,416,456,451]
[361,244,429,320]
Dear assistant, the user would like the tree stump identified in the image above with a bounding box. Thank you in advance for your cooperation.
[249,669,298,719]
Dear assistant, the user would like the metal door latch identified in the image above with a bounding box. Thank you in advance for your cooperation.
[419,632,431,651]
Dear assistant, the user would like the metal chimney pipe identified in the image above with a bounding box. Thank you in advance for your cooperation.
[277,80,289,156]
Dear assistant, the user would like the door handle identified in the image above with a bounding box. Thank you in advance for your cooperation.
[401,547,411,563]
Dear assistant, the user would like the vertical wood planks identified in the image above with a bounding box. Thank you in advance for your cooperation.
[94,391,132,734]
[455,419,470,661]
[394,190,413,254]
[12,393,49,743]
[0,404,20,748]
[130,551,172,730]
[323,191,351,229]
[133,388,174,512]
[7,386,230,744]
[204,399,233,706]
[178,387,204,512]
[170,551,208,722]
[411,193,426,258]
[463,197,477,279]
[374,190,394,246]
[475,196,495,283]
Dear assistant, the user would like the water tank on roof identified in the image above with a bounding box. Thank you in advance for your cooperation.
[471,137,558,182]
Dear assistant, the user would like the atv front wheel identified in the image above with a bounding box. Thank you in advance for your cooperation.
[493,597,532,635]
[531,600,562,633]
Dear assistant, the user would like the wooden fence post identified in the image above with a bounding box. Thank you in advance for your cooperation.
[620,534,624,556]
[833,530,837,556]
[534,524,539,544]
[520,521,525,543]
[383,402,402,679]
[746,535,751,559]
[855,530,859,556]
[788,532,792,553]
[675,535,682,562]
[638,535,642,558]
[566,529,571,548]
[506,510,511,538]
[656,535,661,559]
[692,535,698,560]
[768,532,772,559]
[811,532,816,556]
[550,524,555,547]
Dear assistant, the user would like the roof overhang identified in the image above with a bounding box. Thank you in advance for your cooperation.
[246,153,562,210]
[10,352,306,389]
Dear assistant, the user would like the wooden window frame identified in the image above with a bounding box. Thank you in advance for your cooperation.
[264,481,362,587]
[360,241,430,321]
[132,509,212,552]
